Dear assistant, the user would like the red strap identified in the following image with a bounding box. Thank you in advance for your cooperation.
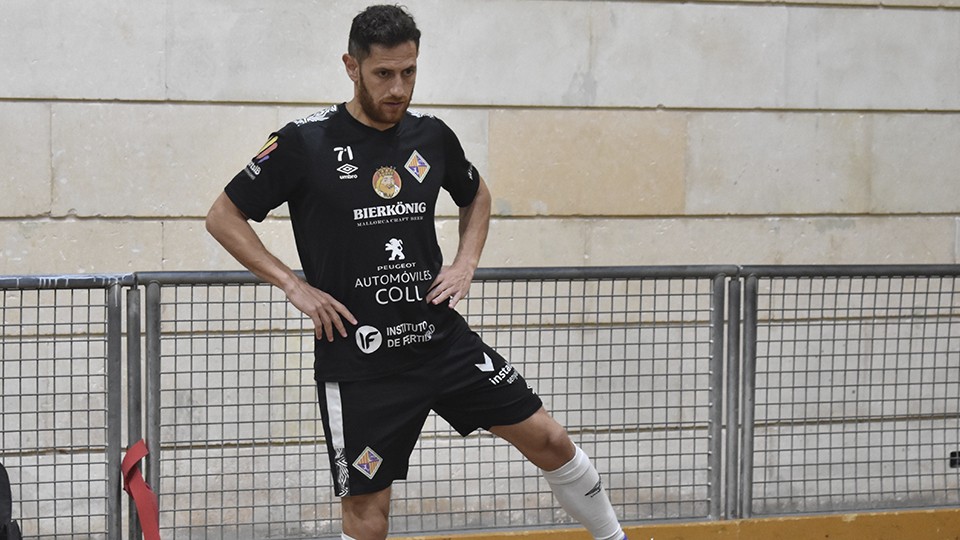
[122,440,161,540]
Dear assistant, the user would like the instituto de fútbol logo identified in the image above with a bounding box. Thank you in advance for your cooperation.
[355,325,382,354]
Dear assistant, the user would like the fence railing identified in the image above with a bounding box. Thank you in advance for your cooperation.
[739,266,960,518]
[0,275,132,539]
[1,266,958,539]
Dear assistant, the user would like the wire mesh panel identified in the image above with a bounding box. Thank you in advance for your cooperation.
[147,280,334,539]
[743,269,960,516]
[392,269,727,532]
[0,277,123,540]
[143,268,728,538]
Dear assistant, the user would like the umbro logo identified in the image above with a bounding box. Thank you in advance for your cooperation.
[585,479,603,498]
[337,163,359,180]
[335,146,358,180]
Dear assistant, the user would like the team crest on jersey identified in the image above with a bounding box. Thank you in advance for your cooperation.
[372,166,402,199]
[352,447,383,479]
[404,150,431,183]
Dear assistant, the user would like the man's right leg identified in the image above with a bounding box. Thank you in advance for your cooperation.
[317,378,431,540]
[341,487,392,540]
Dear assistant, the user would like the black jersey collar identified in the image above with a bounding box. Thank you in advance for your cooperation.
[340,101,405,136]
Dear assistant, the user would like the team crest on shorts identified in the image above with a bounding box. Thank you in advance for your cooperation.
[372,166,402,199]
[353,446,383,480]
[404,150,431,183]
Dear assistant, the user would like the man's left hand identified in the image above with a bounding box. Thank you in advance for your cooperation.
[426,263,475,309]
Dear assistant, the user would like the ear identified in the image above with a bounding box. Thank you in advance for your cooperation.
[343,53,360,83]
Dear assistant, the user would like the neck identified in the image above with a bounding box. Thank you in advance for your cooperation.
[345,98,396,131]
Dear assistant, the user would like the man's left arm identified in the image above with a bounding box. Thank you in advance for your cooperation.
[426,176,491,308]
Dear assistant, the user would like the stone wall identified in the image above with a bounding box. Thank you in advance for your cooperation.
[2,0,958,273]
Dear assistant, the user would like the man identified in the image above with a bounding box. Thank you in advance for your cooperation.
[205,5,627,540]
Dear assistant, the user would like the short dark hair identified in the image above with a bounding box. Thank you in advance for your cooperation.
[348,4,421,62]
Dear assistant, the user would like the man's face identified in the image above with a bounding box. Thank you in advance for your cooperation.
[347,41,418,130]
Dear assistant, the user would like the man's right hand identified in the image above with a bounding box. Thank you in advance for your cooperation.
[205,192,358,343]
[283,278,358,342]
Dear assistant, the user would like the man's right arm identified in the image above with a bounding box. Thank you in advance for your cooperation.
[205,191,357,341]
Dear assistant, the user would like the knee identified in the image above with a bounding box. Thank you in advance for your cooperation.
[342,512,388,540]
[491,408,577,470]
[541,424,575,466]
[527,413,576,470]
[341,490,390,540]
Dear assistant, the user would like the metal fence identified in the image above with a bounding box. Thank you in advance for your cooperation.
[1,275,130,540]
[136,267,731,538]
[140,273,335,540]
[1,266,958,539]
[739,266,960,518]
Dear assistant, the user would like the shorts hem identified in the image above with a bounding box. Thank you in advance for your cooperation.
[473,395,544,435]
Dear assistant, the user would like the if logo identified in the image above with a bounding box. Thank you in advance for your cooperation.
[334,146,354,162]
[355,325,382,354]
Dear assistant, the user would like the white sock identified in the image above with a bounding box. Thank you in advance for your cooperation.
[542,446,625,540]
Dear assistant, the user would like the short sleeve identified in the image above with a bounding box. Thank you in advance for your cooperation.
[438,120,480,208]
[224,122,307,222]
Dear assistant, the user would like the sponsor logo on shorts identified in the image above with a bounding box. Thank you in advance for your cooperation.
[405,150,430,183]
[475,352,495,372]
[488,361,519,386]
[355,325,383,354]
[353,447,383,480]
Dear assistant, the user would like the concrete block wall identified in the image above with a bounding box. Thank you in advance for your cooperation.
[2,0,958,275]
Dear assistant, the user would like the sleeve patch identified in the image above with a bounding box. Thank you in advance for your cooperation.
[245,135,279,178]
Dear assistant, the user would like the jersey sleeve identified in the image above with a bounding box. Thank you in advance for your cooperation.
[438,120,480,208]
[224,122,307,222]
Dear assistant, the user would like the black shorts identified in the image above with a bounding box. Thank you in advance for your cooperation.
[316,331,543,497]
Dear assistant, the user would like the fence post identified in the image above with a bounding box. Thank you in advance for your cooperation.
[127,286,143,540]
[708,274,726,520]
[107,283,123,540]
[144,282,163,502]
[738,275,759,519]
[724,277,741,519]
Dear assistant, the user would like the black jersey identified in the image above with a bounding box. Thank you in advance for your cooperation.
[225,104,480,382]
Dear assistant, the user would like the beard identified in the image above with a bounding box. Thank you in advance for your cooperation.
[357,72,411,127]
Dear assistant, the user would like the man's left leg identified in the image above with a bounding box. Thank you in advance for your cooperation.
[490,408,626,540]
[433,333,626,540]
